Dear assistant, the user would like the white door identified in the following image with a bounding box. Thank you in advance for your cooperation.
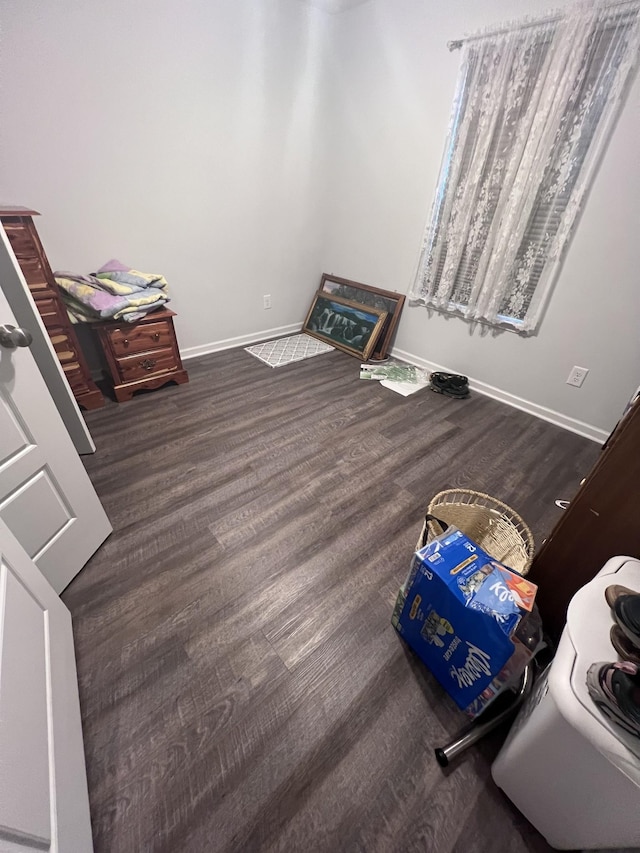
[0,233,111,593]
[0,517,93,852]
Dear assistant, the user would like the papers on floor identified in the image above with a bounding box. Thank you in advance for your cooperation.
[381,375,432,396]
[360,361,431,396]
[360,364,417,381]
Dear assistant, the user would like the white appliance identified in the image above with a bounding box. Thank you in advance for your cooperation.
[492,556,640,851]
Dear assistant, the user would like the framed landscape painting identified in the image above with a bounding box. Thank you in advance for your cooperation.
[303,292,387,361]
[319,274,406,360]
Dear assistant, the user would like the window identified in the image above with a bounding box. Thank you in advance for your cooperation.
[409,1,640,333]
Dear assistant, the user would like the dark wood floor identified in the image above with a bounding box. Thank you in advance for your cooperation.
[62,348,600,853]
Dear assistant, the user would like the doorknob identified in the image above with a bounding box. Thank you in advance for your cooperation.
[0,324,33,348]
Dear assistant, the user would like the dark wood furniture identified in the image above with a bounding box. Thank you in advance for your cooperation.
[528,396,640,641]
[92,308,188,401]
[0,206,104,410]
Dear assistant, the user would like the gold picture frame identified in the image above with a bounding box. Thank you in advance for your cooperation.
[319,274,405,360]
[303,291,388,361]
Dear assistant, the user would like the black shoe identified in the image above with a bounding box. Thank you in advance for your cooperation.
[429,372,469,399]
[605,585,640,651]
[587,660,640,738]
[610,626,640,666]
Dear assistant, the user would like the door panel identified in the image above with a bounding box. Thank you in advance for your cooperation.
[0,564,51,846]
[0,518,93,852]
[0,468,72,559]
[0,234,111,592]
[0,399,28,463]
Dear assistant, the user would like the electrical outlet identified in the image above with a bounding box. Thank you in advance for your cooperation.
[566,366,589,388]
[263,294,271,309]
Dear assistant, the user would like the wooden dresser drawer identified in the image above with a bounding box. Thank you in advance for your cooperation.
[115,347,178,382]
[62,362,88,393]
[107,320,173,357]
[17,257,53,296]
[50,333,79,365]
[2,221,36,260]
[37,297,69,330]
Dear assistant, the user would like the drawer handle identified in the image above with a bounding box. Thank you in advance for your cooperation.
[139,358,157,371]
[123,339,129,346]
[153,332,160,341]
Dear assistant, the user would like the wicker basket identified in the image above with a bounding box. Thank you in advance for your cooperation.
[416,489,534,575]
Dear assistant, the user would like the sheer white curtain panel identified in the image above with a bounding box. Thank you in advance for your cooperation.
[409,0,640,332]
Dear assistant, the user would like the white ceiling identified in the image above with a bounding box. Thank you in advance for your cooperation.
[297,0,373,14]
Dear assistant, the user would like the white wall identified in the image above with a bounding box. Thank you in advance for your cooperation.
[1,0,637,437]
[0,0,330,352]
[322,0,640,436]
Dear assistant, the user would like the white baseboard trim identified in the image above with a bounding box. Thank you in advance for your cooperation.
[180,323,302,361]
[179,331,608,444]
[391,346,609,445]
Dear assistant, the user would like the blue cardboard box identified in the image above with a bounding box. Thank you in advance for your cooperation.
[392,527,537,717]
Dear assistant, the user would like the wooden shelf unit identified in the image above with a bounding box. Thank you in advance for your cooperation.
[0,206,104,410]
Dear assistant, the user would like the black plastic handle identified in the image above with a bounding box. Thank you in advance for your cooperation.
[419,513,451,548]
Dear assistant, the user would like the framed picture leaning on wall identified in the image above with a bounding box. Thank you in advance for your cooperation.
[303,292,387,361]
[319,274,405,360]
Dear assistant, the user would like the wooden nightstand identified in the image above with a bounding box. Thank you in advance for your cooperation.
[92,308,189,402]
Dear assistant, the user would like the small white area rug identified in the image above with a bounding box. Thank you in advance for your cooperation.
[245,333,334,368]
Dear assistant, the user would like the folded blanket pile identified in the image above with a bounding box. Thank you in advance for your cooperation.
[55,259,170,324]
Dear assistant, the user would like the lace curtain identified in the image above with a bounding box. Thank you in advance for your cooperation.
[409,0,640,333]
